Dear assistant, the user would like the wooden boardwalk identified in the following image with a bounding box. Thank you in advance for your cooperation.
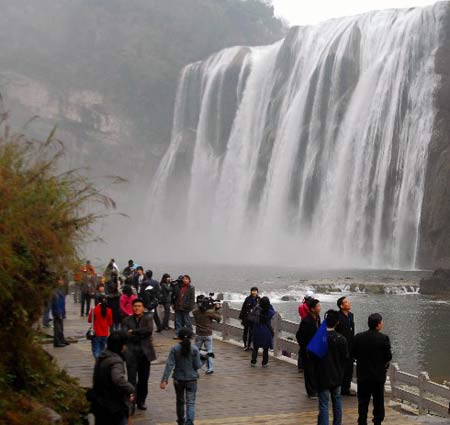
[44,298,425,425]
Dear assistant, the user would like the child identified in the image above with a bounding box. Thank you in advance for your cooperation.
[160,327,202,425]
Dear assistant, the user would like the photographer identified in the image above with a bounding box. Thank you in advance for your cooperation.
[193,295,221,374]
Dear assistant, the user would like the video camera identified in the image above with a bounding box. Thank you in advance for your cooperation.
[197,293,222,310]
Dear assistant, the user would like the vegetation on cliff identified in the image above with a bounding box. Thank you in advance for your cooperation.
[0,111,116,424]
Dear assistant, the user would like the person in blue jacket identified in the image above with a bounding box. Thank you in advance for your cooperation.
[52,277,69,347]
[250,296,275,367]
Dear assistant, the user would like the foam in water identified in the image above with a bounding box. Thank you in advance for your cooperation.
[148,4,443,269]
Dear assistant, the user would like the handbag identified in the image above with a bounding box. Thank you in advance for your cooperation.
[86,307,96,340]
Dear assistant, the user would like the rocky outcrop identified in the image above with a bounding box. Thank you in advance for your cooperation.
[417,2,450,269]
[420,269,450,296]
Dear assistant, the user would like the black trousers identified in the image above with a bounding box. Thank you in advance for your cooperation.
[161,302,171,328]
[153,310,162,331]
[53,316,65,345]
[303,353,317,396]
[126,352,151,406]
[94,409,127,425]
[357,380,385,425]
[243,323,253,348]
[342,357,354,393]
[251,346,269,365]
[80,293,92,316]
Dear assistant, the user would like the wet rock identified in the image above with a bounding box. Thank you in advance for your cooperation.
[420,269,450,296]
[280,295,296,301]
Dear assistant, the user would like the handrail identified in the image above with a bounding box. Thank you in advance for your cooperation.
[213,302,450,418]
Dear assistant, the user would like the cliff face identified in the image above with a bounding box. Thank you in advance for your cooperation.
[418,2,450,269]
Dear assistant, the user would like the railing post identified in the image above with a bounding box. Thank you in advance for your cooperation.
[222,302,230,341]
[390,363,399,399]
[418,371,430,415]
[272,313,282,357]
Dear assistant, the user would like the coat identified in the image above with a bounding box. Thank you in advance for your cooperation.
[119,293,137,317]
[88,304,113,337]
[335,310,355,352]
[160,282,174,304]
[51,289,66,318]
[173,283,195,312]
[122,313,157,363]
[252,306,275,349]
[161,343,202,383]
[92,349,134,415]
[353,330,392,383]
[107,293,122,324]
[296,313,321,356]
[139,279,161,311]
[238,295,260,325]
[315,330,349,391]
[193,307,221,336]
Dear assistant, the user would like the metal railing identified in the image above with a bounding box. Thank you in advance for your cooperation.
[200,302,450,418]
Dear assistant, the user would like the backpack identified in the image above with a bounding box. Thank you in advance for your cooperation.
[246,306,260,325]
[142,285,159,311]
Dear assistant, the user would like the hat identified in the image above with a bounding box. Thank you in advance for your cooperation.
[305,290,314,299]
[178,327,194,340]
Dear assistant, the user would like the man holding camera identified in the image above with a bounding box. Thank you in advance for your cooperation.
[193,295,221,374]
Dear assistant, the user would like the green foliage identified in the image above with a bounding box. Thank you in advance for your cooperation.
[0,113,113,424]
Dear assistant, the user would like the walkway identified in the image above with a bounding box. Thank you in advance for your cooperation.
[44,298,424,424]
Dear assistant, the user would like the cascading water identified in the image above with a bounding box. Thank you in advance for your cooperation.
[148,3,444,269]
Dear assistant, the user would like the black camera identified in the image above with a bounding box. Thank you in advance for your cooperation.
[197,293,222,310]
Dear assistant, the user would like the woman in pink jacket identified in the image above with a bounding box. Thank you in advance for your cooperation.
[120,284,137,317]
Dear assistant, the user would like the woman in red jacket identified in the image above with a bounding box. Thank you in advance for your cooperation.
[88,296,113,359]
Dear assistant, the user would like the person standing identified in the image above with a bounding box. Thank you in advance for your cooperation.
[192,295,222,374]
[297,298,321,398]
[88,297,113,359]
[160,273,174,330]
[315,310,348,425]
[119,285,137,318]
[238,287,260,351]
[91,332,135,425]
[335,296,356,396]
[81,271,96,317]
[160,327,202,425]
[173,275,195,336]
[133,266,145,293]
[122,299,156,411]
[250,296,275,368]
[140,270,163,332]
[52,277,69,347]
[353,313,392,425]
[122,259,135,279]
[107,279,122,332]
[297,290,314,371]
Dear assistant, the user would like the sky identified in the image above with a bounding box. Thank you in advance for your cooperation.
[271,0,439,25]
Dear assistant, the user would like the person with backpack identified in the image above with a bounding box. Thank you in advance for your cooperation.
[249,296,275,368]
[297,298,321,398]
[238,287,260,351]
[88,296,113,359]
[140,270,163,332]
[91,332,135,425]
[314,310,349,425]
[160,327,202,425]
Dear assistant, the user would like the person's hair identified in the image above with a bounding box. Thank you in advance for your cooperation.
[136,266,143,272]
[325,310,339,328]
[132,298,144,306]
[307,298,320,310]
[178,327,193,356]
[337,296,346,309]
[122,284,132,296]
[110,258,115,262]
[250,286,259,292]
[145,270,153,279]
[259,296,270,313]
[99,297,108,317]
[107,331,128,354]
[160,273,171,284]
[128,259,134,266]
[86,260,91,264]
[183,274,191,283]
[368,313,383,330]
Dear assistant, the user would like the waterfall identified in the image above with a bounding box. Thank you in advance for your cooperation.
[148,3,444,269]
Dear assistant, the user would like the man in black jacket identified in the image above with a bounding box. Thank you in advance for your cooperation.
[315,310,348,425]
[140,270,163,332]
[92,332,135,425]
[353,313,392,425]
[296,298,321,398]
[173,275,195,336]
[335,296,355,395]
[122,299,157,411]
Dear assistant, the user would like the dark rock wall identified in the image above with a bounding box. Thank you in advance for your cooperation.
[418,2,450,269]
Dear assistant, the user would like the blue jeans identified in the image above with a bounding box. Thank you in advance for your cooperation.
[195,335,214,372]
[175,311,192,335]
[92,336,107,359]
[318,386,342,425]
[174,380,197,425]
